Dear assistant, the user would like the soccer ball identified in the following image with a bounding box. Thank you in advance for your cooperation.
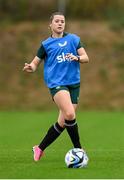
[65,148,89,168]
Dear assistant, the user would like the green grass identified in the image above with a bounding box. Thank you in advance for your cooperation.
[0,111,124,179]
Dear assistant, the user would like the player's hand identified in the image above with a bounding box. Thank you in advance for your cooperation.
[23,63,34,72]
[65,53,78,61]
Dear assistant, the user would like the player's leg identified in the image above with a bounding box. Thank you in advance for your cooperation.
[33,89,74,160]
[37,87,75,153]
[64,84,82,148]
[33,116,65,161]
[57,103,89,163]
[54,90,75,120]
[33,89,67,161]
[57,105,77,127]
[33,86,80,161]
[54,90,81,148]
[37,117,64,154]
[57,110,65,127]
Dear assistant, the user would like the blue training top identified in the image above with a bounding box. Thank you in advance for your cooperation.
[42,33,81,88]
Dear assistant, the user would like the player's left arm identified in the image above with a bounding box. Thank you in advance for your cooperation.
[77,47,89,63]
[66,47,89,63]
[65,39,89,63]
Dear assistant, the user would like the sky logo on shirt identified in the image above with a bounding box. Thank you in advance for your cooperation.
[56,52,73,63]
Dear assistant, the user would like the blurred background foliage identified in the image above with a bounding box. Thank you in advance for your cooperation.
[0,0,124,111]
[0,0,124,21]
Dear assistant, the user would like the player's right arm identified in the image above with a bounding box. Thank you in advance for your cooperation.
[23,42,46,73]
[23,56,41,73]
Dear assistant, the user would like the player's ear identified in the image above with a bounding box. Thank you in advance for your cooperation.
[48,24,52,32]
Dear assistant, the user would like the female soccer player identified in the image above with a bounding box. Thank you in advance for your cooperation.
[23,12,89,162]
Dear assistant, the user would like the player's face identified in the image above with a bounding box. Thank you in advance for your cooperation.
[50,15,65,34]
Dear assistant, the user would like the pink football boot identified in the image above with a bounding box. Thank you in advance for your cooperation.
[32,145,44,161]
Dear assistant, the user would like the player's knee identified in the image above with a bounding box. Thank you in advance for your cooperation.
[64,109,75,120]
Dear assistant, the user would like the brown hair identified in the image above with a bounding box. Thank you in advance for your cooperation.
[50,12,65,22]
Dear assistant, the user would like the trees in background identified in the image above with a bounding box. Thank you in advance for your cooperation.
[0,0,124,21]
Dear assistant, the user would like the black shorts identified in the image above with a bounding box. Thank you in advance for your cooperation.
[49,83,80,104]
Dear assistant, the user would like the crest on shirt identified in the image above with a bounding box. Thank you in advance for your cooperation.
[58,41,67,47]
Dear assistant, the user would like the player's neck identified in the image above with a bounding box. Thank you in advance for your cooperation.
[51,32,63,38]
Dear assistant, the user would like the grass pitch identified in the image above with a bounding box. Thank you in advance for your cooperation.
[0,111,123,179]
